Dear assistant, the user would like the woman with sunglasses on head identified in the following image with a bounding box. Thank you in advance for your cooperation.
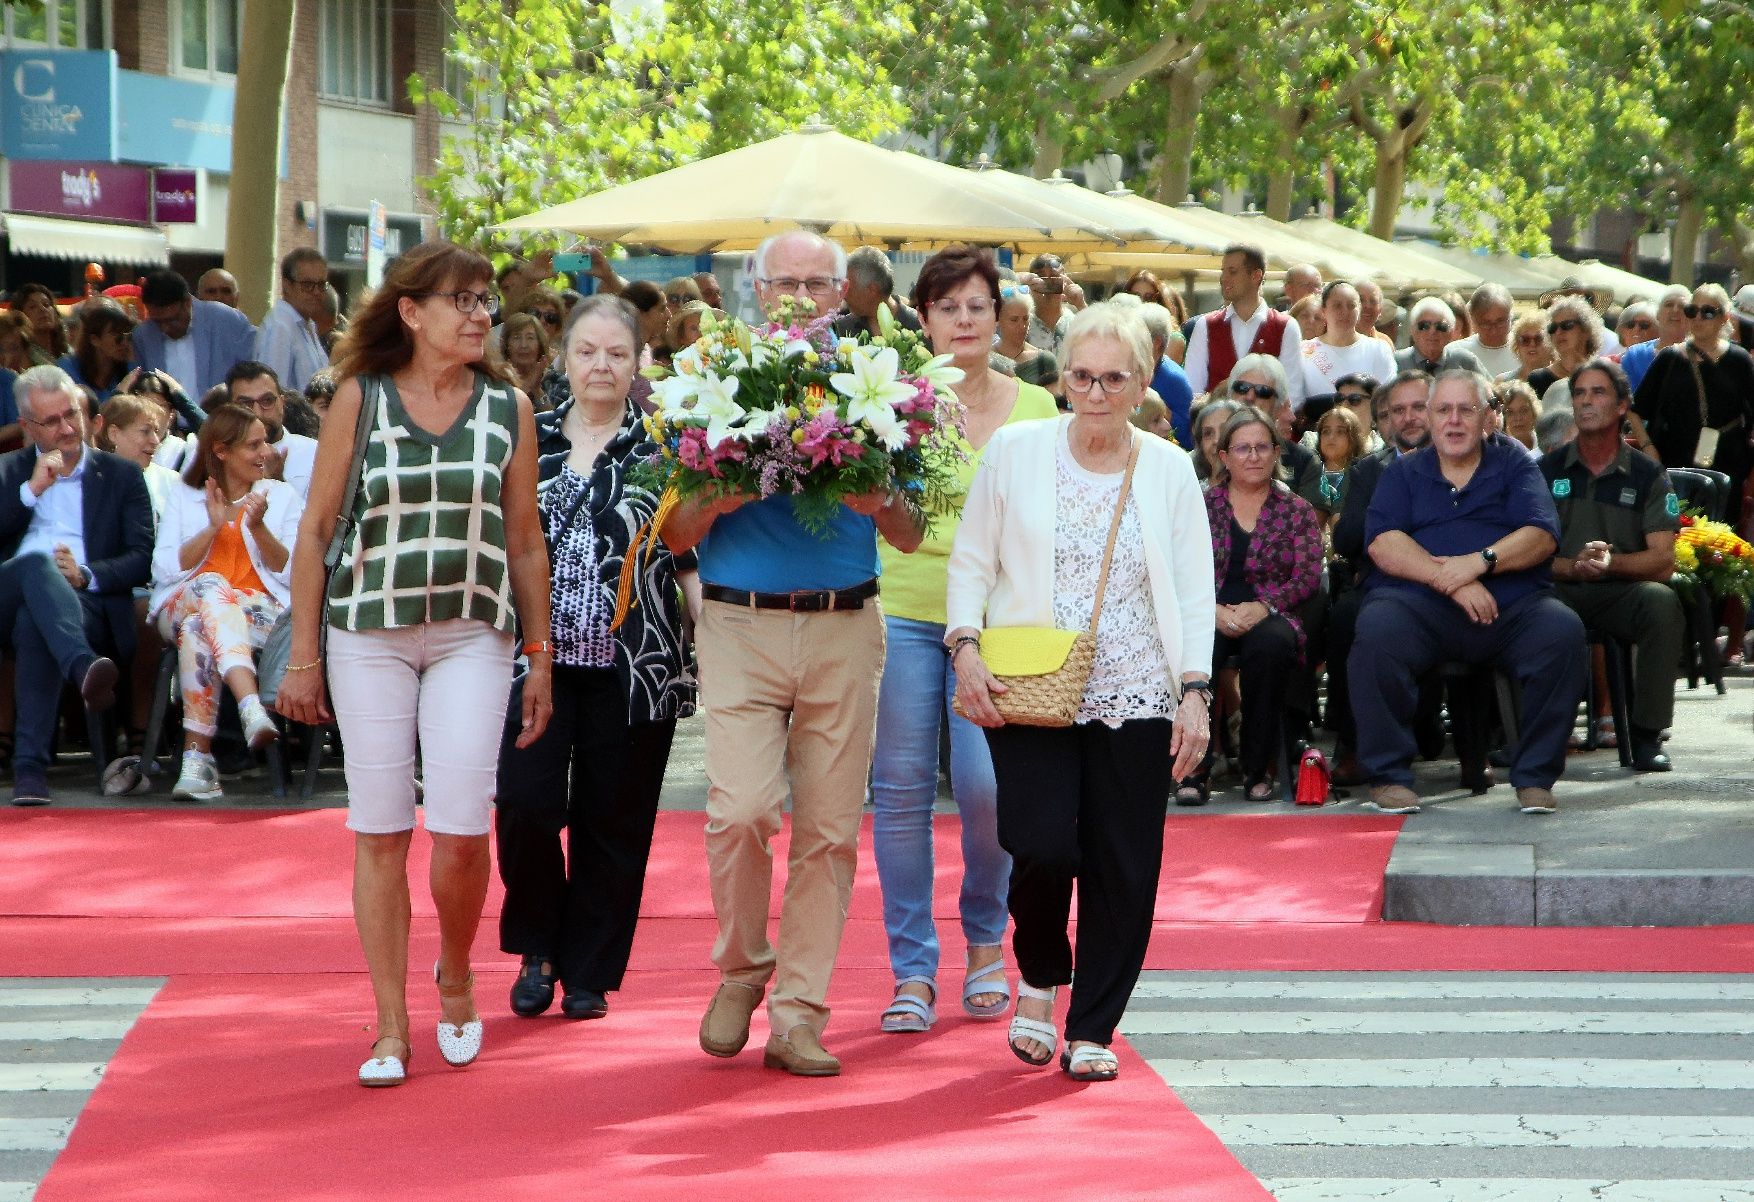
[1632,283,1754,489]
[1527,296,1604,408]
[59,304,138,405]
[869,247,1058,1039]
[1300,283,1395,403]
[276,240,554,1089]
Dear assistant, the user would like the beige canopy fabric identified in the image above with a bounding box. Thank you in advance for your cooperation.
[1394,243,1575,299]
[496,126,1136,253]
[1285,217,1483,292]
[1110,196,1388,285]
[969,171,1213,259]
[1524,256,1666,305]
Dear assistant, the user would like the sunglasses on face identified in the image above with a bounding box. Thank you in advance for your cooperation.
[1415,320,1451,333]
[1230,380,1278,401]
[1337,391,1370,405]
[1684,304,1724,319]
[1517,333,1547,346]
[1547,318,1582,336]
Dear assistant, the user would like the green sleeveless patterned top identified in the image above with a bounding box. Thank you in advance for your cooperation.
[328,370,520,634]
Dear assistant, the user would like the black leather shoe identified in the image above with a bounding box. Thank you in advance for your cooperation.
[509,956,556,1017]
[1630,729,1672,773]
[561,986,608,1020]
[1461,766,1495,795]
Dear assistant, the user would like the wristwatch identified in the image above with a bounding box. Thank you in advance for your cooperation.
[1480,547,1498,575]
[1181,680,1214,705]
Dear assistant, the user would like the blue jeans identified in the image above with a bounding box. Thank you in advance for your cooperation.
[871,615,1009,985]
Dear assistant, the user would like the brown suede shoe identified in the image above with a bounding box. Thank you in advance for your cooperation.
[1367,784,1421,815]
[699,981,763,1058]
[1516,787,1558,815]
[762,1024,842,1077]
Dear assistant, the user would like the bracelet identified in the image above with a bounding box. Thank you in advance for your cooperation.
[284,659,322,673]
[950,636,982,660]
[521,640,555,657]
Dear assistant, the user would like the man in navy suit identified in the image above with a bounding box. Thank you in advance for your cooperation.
[132,270,258,400]
[0,366,152,805]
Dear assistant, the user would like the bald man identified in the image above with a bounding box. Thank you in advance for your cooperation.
[196,269,239,308]
[1282,264,1323,307]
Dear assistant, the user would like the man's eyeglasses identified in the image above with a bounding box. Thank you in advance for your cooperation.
[1336,391,1371,405]
[1684,304,1724,320]
[928,299,994,320]
[286,277,328,294]
[1432,403,1482,420]
[232,393,280,411]
[1547,318,1582,336]
[1230,380,1278,401]
[760,277,843,296]
[1064,368,1135,394]
[420,289,499,316]
[1415,320,1452,333]
[22,409,78,431]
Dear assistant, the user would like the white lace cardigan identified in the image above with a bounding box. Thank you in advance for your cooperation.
[944,415,1217,684]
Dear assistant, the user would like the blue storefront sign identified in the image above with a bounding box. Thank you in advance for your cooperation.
[0,49,118,161]
[115,71,236,173]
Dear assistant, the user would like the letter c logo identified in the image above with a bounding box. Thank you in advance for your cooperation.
[13,58,55,103]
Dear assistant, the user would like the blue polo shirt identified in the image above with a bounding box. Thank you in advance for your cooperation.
[1365,437,1560,608]
[697,495,881,592]
[1619,339,1658,392]
[1151,356,1194,447]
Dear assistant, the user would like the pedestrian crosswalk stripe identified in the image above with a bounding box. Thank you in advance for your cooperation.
[0,1183,40,1202]
[1123,1010,1754,1036]
[0,1117,77,1151]
[1205,1113,1754,1149]
[1261,1180,1754,1201]
[0,1063,106,1091]
[0,986,159,1007]
[0,1019,138,1041]
[1146,1057,1754,1090]
[1129,979,1754,1002]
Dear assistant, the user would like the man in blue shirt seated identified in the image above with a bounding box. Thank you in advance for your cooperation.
[663,230,925,1078]
[1137,303,1194,447]
[1351,369,1586,816]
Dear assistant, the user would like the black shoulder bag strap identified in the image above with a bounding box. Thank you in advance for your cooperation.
[317,374,381,655]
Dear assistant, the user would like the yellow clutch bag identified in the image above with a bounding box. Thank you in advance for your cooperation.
[979,627,1083,676]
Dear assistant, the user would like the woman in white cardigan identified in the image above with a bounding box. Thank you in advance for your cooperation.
[150,403,303,803]
[945,303,1216,1084]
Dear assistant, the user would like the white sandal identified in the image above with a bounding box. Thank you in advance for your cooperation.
[435,963,484,1068]
[1060,1042,1119,1082]
[962,957,1012,1019]
[879,975,937,1034]
[1008,982,1058,1066]
[358,1034,410,1088]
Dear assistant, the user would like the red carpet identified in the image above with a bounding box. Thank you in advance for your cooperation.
[8,806,1751,1201]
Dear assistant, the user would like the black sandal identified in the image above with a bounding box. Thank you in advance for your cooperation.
[1174,777,1209,807]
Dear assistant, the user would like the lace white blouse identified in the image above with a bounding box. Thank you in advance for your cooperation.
[1051,427,1175,727]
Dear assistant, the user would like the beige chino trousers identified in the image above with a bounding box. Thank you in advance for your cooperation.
[697,599,885,1039]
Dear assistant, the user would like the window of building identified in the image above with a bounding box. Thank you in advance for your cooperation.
[178,0,240,76]
[320,0,390,105]
[3,0,111,48]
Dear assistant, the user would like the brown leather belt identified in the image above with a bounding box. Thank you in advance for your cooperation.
[702,578,879,613]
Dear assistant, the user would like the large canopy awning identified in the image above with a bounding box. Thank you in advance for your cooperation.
[2,213,169,267]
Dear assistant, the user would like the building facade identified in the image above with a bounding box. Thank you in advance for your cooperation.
[1,0,457,300]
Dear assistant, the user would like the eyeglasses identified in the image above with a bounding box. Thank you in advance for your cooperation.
[760,277,843,296]
[232,392,280,411]
[1517,333,1547,346]
[420,289,500,316]
[1230,380,1278,401]
[1223,442,1276,458]
[1415,320,1452,333]
[1337,391,1371,405]
[1620,319,1655,331]
[22,409,78,431]
[1432,403,1482,420]
[1064,368,1136,394]
[1684,304,1724,319]
[286,277,327,294]
[1547,318,1582,336]
[928,299,994,320]
[535,311,562,327]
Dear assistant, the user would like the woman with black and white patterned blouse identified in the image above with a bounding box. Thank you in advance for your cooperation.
[494,294,699,1022]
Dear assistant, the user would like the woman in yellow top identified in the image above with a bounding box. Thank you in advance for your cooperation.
[872,247,1058,1034]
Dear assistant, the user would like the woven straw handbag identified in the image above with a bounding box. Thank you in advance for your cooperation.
[955,435,1140,728]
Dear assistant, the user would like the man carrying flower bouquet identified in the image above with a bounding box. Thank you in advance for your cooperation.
[1539,358,1684,774]
[662,231,926,1077]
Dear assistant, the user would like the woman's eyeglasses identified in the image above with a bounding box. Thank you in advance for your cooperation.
[1547,318,1582,336]
[1517,333,1547,346]
[1064,368,1136,394]
[421,289,500,316]
[1230,380,1278,401]
[1684,304,1724,320]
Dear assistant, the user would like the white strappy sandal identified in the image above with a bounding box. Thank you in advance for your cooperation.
[1060,1042,1119,1082]
[879,975,938,1034]
[1008,982,1058,1066]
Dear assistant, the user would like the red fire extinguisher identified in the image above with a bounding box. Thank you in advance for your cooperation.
[1294,747,1329,806]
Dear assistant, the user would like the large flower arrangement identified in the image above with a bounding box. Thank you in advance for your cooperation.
[637,301,966,535]
[1673,512,1754,604]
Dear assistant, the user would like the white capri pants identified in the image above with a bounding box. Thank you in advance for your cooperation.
[328,618,516,837]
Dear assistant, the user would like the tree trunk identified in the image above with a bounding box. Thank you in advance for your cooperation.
[1031,115,1064,178]
[1670,191,1704,286]
[1152,55,1207,204]
[227,0,297,323]
[1733,219,1754,285]
[1367,143,1408,240]
[1264,107,1302,222]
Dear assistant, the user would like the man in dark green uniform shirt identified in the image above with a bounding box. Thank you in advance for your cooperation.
[1538,359,1683,773]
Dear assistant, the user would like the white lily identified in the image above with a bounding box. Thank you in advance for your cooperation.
[831,346,916,439]
[863,403,911,451]
[670,344,705,377]
[691,373,747,446]
[650,371,705,415]
[782,337,815,360]
[917,353,965,391]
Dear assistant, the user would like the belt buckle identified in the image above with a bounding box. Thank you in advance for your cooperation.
[788,591,823,613]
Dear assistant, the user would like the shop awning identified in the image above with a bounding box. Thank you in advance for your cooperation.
[2,213,169,267]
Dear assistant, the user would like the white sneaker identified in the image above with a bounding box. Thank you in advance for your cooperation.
[171,753,224,802]
[240,697,279,751]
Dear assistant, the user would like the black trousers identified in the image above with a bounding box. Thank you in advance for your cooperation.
[1327,586,1363,751]
[986,717,1172,1046]
[0,554,102,778]
[1208,615,1300,782]
[495,666,677,993]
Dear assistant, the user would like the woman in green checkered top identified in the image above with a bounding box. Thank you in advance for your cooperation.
[277,240,555,1088]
